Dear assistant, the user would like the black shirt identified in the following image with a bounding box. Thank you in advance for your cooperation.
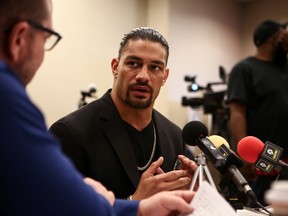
[124,120,159,173]
[227,57,288,156]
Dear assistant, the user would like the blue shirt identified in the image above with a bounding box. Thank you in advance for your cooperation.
[0,61,139,216]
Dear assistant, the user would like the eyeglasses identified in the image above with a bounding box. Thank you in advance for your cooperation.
[27,20,62,51]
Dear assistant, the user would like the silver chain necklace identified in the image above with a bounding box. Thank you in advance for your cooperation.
[137,122,156,171]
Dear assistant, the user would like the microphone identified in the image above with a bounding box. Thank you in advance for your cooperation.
[208,135,257,202]
[237,136,288,173]
[208,135,243,171]
[182,121,226,168]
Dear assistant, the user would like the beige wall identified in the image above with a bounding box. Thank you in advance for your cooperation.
[27,0,288,130]
[28,0,148,126]
[167,0,242,130]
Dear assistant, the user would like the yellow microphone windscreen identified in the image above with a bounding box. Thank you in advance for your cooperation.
[208,135,229,148]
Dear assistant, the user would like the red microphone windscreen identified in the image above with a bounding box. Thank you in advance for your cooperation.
[237,136,264,163]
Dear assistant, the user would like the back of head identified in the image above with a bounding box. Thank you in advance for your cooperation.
[118,27,169,63]
[0,0,49,51]
[253,19,287,47]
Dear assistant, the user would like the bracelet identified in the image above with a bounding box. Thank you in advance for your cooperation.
[127,195,133,200]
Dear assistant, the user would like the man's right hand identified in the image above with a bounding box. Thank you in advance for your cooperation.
[131,157,191,200]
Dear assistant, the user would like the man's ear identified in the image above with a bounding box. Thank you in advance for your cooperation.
[162,68,169,86]
[7,21,30,62]
[111,58,119,78]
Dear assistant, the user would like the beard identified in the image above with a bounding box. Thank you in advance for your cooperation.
[273,43,288,69]
[125,84,153,109]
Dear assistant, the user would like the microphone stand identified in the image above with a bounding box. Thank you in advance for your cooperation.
[190,153,217,191]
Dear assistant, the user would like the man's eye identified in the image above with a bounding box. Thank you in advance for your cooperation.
[150,65,160,71]
[127,62,139,67]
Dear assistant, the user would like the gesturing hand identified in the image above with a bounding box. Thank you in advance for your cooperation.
[132,157,191,200]
[177,155,198,190]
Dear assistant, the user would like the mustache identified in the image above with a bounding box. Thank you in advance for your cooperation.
[128,83,153,92]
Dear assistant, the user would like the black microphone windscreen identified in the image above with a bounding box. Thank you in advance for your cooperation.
[182,121,208,146]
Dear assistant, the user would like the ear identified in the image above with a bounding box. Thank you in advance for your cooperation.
[111,58,119,78]
[161,68,169,86]
[7,21,30,62]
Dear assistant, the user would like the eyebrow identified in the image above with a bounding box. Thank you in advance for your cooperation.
[125,55,166,66]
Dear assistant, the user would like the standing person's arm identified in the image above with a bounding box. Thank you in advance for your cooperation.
[226,62,250,152]
[227,62,257,182]
[229,101,256,182]
[229,101,247,148]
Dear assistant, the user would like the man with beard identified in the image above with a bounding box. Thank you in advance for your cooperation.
[0,1,197,215]
[49,27,196,200]
[227,19,288,206]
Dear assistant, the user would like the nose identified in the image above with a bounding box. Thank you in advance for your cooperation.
[135,66,150,82]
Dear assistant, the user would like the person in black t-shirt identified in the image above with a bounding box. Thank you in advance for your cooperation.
[227,19,288,206]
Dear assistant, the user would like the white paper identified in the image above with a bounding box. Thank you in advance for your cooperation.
[236,209,267,216]
[185,181,237,216]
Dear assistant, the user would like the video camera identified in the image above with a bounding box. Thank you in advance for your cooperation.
[181,66,227,114]
[78,84,97,109]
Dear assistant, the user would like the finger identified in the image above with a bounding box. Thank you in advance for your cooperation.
[142,157,164,177]
[153,171,191,191]
[155,170,188,182]
[163,192,194,214]
[163,177,191,191]
[173,190,195,203]
[155,166,165,175]
[178,155,197,172]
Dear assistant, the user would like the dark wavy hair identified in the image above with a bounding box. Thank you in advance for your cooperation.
[118,27,169,64]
